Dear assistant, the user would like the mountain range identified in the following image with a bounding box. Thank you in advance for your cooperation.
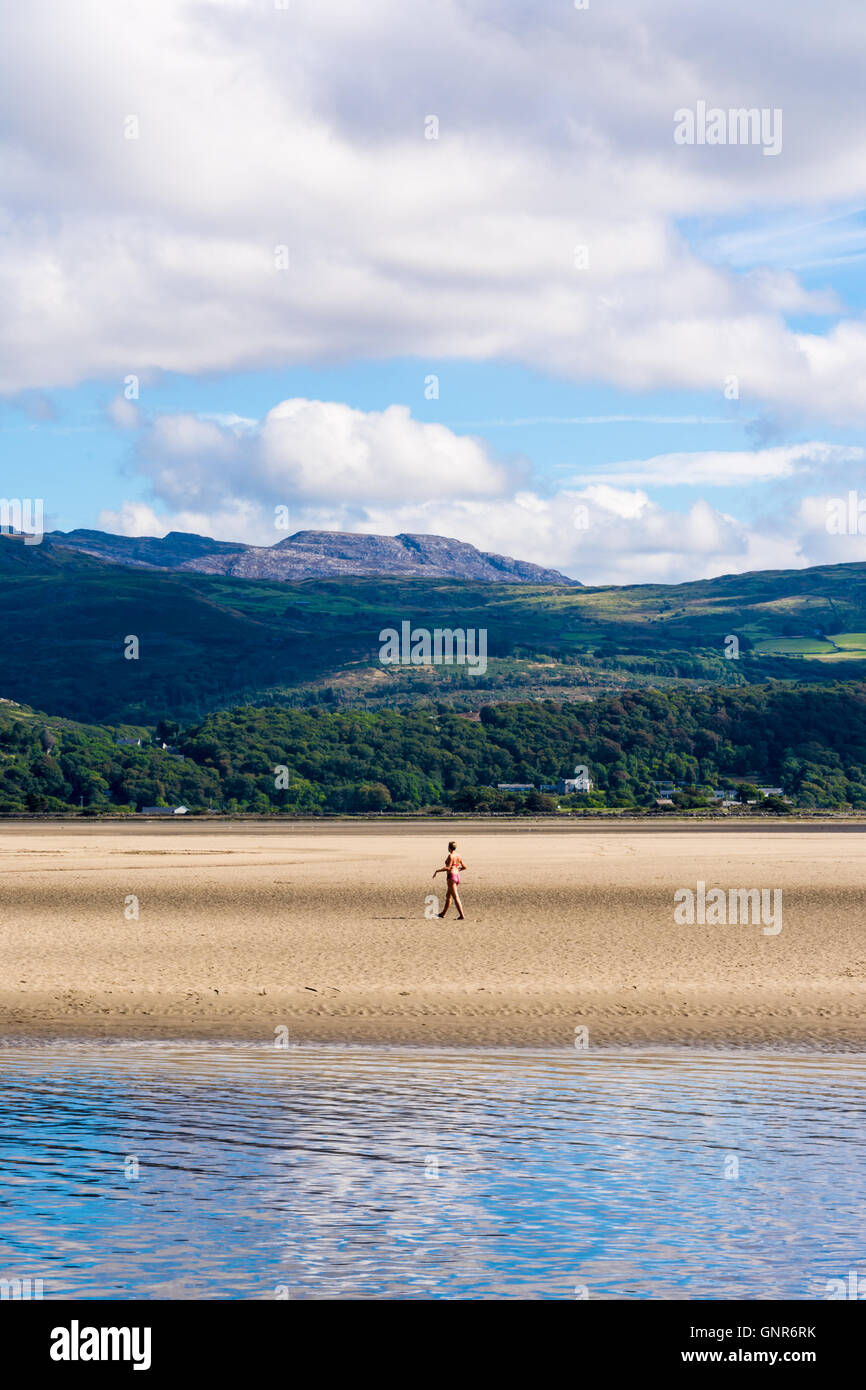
[46,527,581,585]
[4,526,866,725]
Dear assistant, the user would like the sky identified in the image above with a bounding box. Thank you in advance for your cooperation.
[2,0,866,585]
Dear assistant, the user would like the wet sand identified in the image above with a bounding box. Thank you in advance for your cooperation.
[1,821,865,1046]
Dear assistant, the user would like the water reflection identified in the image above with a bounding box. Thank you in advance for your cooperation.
[0,1043,863,1299]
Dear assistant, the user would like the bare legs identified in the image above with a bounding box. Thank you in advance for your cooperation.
[438,881,465,919]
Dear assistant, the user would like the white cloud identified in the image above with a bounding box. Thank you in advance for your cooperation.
[95,396,848,585]
[794,492,866,567]
[124,397,513,513]
[571,443,865,487]
[258,399,511,503]
[3,1,866,418]
[98,498,270,545]
[106,395,140,429]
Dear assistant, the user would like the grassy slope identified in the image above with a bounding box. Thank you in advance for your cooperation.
[5,535,866,722]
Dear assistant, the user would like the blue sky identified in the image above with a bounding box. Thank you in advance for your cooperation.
[2,0,866,584]
[1,362,767,527]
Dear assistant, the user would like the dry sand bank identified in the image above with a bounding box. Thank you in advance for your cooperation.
[1,822,865,1046]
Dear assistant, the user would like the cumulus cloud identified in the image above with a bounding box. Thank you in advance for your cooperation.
[258,399,512,503]
[95,396,853,584]
[3,1,866,419]
[123,397,513,514]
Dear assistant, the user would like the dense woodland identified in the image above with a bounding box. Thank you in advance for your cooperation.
[3,682,866,813]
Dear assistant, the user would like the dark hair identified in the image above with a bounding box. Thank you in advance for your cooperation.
[448,840,457,851]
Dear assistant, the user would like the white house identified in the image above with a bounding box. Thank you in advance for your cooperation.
[562,771,593,793]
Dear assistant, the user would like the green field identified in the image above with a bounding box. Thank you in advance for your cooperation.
[752,637,835,656]
[755,631,866,661]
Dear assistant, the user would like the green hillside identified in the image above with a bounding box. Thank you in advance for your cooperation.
[4,534,866,724]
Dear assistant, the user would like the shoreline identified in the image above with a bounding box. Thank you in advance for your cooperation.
[3,1005,866,1049]
[3,1027,866,1056]
[2,815,866,834]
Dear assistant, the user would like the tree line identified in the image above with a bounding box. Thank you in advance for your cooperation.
[3,681,866,813]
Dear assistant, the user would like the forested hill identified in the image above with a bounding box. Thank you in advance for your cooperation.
[5,531,866,723]
[3,683,866,814]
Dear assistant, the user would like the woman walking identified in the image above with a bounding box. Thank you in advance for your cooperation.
[433,840,467,919]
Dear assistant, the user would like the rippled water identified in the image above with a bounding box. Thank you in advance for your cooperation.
[0,1042,863,1299]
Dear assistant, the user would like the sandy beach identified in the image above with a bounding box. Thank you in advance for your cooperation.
[1,820,865,1046]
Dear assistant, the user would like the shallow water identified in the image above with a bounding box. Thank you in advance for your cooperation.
[0,1042,863,1299]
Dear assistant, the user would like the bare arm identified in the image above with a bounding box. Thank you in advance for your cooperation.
[433,854,455,878]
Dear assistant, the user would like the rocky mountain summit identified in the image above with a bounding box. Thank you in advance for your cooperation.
[48,528,581,585]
